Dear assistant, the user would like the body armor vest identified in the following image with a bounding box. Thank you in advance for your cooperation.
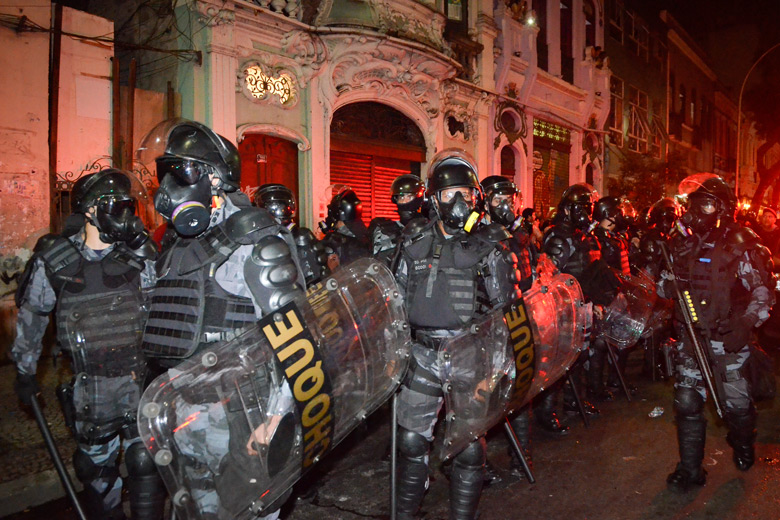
[142,221,257,361]
[402,224,495,330]
[595,227,631,276]
[40,237,147,436]
[672,225,751,335]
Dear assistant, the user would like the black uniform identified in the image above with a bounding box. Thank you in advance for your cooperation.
[659,177,774,493]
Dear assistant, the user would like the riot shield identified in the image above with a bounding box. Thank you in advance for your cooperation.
[137,258,411,520]
[595,270,657,349]
[439,269,587,460]
[65,292,147,438]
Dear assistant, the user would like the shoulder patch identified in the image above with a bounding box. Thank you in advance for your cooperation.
[225,207,278,244]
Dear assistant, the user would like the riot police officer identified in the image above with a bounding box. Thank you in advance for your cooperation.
[319,186,369,268]
[140,120,304,518]
[393,150,519,520]
[660,176,774,492]
[369,174,426,264]
[12,169,162,520]
[537,184,619,430]
[254,183,328,285]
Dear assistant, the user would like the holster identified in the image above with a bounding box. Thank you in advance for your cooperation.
[56,380,76,435]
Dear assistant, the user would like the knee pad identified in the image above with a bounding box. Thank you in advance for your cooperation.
[453,438,486,468]
[674,386,705,417]
[125,441,158,478]
[73,449,119,483]
[398,428,429,459]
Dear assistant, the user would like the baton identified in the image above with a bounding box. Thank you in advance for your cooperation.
[28,394,88,520]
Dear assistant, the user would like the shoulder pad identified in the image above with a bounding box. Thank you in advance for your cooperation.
[226,190,252,207]
[225,207,278,244]
[294,226,317,247]
[38,236,80,272]
[471,222,512,243]
[401,217,431,239]
[725,225,760,250]
[33,233,62,254]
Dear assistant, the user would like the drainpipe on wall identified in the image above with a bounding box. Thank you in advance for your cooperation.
[126,59,136,169]
[112,57,121,168]
[48,2,62,231]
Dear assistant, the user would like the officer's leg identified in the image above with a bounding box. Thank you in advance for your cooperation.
[73,438,125,520]
[449,437,486,520]
[396,427,431,518]
[721,354,756,471]
[586,338,613,402]
[534,381,570,435]
[667,385,707,492]
[507,407,531,478]
[124,440,166,520]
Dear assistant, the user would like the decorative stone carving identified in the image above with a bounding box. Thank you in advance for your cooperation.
[282,31,327,84]
[494,99,528,153]
[325,35,456,119]
[373,0,449,53]
[195,0,235,26]
[238,60,299,107]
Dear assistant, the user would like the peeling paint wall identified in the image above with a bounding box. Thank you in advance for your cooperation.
[0,0,51,257]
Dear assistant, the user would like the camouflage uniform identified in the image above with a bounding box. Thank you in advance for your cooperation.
[12,233,156,517]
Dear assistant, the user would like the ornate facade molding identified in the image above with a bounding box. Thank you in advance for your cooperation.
[195,0,235,26]
[323,35,456,119]
[237,123,311,151]
[373,0,448,52]
[237,59,300,107]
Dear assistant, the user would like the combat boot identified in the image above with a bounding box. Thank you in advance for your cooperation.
[666,415,707,492]
[534,391,569,435]
[725,408,757,471]
[449,440,485,520]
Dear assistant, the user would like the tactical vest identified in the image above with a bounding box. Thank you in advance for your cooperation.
[40,237,147,433]
[142,220,257,360]
[402,225,495,330]
[673,225,751,335]
[595,227,631,276]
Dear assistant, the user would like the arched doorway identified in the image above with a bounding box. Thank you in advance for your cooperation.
[329,102,426,225]
[238,135,299,216]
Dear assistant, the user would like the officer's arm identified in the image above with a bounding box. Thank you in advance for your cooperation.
[542,234,572,269]
[741,246,776,327]
[11,258,56,375]
[229,207,305,315]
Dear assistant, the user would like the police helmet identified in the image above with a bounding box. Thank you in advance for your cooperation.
[328,188,362,223]
[593,196,622,223]
[71,169,134,214]
[255,183,296,224]
[391,174,425,204]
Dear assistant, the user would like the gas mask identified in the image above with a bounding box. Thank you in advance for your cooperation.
[437,190,476,234]
[569,201,593,231]
[153,156,214,237]
[93,196,145,245]
[489,197,516,227]
[681,194,719,235]
[397,197,424,225]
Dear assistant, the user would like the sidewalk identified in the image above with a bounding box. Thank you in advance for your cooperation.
[0,358,79,518]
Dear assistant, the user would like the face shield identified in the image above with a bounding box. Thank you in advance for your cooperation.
[681,193,719,234]
[436,187,478,233]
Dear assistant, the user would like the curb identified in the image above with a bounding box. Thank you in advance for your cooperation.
[0,467,81,518]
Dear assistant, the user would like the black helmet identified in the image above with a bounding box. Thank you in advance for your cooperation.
[481,175,520,227]
[558,183,594,230]
[255,183,296,225]
[328,188,362,223]
[426,149,482,232]
[391,174,425,225]
[593,196,622,223]
[680,176,736,233]
[648,197,681,233]
[71,169,134,214]
[156,120,241,192]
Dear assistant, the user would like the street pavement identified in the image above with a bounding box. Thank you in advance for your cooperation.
[2,349,780,520]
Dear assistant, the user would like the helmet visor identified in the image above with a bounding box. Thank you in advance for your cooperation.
[156,157,211,185]
[97,196,136,216]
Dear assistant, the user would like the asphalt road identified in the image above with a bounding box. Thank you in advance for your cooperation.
[3,350,780,520]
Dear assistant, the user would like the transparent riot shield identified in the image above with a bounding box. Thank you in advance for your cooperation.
[137,258,411,520]
[439,268,587,460]
[596,270,657,349]
[65,292,147,438]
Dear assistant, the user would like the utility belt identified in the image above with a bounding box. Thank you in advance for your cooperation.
[56,380,139,445]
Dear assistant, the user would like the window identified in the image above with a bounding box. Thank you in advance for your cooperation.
[245,66,296,105]
[627,85,649,154]
[584,0,596,49]
[609,76,624,147]
[690,88,697,126]
[608,0,623,43]
[678,84,686,116]
[626,14,648,61]
[653,38,666,71]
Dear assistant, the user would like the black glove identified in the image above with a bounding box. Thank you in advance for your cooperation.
[14,372,40,406]
[717,316,755,353]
